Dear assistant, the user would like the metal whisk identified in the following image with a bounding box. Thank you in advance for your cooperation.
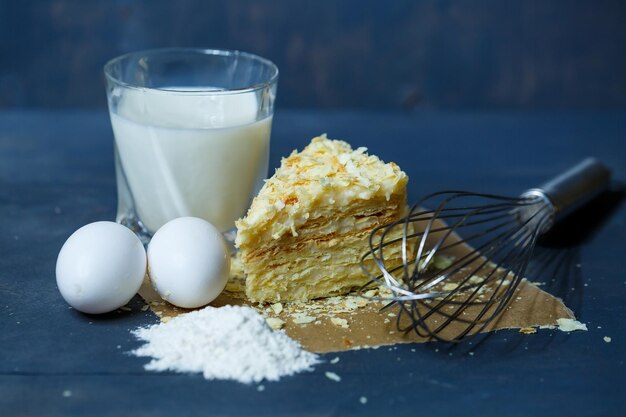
[361,158,611,342]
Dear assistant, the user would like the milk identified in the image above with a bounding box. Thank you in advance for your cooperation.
[110,88,271,233]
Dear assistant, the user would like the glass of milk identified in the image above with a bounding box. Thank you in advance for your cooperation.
[104,49,277,244]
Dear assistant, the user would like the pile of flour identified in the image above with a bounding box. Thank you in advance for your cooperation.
[131,305,318,383]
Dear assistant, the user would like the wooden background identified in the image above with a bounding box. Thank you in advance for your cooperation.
[1,0,625,109]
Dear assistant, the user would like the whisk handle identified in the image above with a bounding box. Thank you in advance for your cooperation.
[526,158,611,225]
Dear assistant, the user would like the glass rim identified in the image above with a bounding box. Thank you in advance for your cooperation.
[103,48,279,95]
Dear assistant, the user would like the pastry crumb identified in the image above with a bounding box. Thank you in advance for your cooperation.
[330,317,349,328]
[364,289,378,298]
[603,336,612,343]
[330,357,340,364]
[556,318,588,332]
[270,303,283,315]
[266,317,285,330]
[292,314,316,325]
[469,275,484,284]
[519,327,537,334]
[325,371,342,382]
[359,396,368,404]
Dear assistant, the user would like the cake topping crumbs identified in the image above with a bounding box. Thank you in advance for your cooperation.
[603,336,612,343]
[266,317,285,330]
[330,357,340,364]
[364,289,378,298]
[270,303,283,315]
[519,327,537,334]
[235,135,408,244]
[292,314,316,325]
[433,255,454,270]
[325,371,342,382]
[469,275,485,284]
[359,396,368,404]
[330,317,349,328]
[556,318,588,332]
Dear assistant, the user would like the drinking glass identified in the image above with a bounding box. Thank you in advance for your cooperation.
[104,48,278,244]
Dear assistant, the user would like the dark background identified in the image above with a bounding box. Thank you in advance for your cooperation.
[1,0,625,110]
[2,2,626,417]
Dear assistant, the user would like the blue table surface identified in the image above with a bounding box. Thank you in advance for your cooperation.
[1,109,625,417]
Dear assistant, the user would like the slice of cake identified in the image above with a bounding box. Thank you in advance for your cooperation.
[235,135,409,302]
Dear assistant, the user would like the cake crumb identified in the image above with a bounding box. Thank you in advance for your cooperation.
[469,275,484,284]
[556,318,588,332]
[271,303,283,315]
[355,298,368,308]
[141,305,150,311]
[292,314,316,325]
[359,396,368,404]
[62,390,72,398]
[364,289,378,298]
[257,385,265,392]
[433,255,454,270]
[603,336,612,343]
[519,327,537,335]
[266,317,285,330]
[330,357,340,364]
[442,283,459,291]
[330,317,349,328]
[325,371,341,382]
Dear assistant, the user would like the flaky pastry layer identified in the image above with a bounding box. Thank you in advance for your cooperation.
[236,135,409,302]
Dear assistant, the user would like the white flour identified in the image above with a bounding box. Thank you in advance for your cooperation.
[131,305,319,383]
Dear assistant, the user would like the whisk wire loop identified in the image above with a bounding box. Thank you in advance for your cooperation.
[360,191,553,342]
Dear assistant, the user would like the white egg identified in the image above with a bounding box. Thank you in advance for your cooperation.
[147,217,230,308]
[56,221,147,314]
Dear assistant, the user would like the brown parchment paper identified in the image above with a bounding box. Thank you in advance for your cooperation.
[138,217,574,353]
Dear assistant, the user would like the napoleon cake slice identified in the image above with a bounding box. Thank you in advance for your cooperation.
[235,135,409,303]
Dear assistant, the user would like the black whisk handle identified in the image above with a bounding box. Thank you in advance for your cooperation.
[527,158,611,223]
